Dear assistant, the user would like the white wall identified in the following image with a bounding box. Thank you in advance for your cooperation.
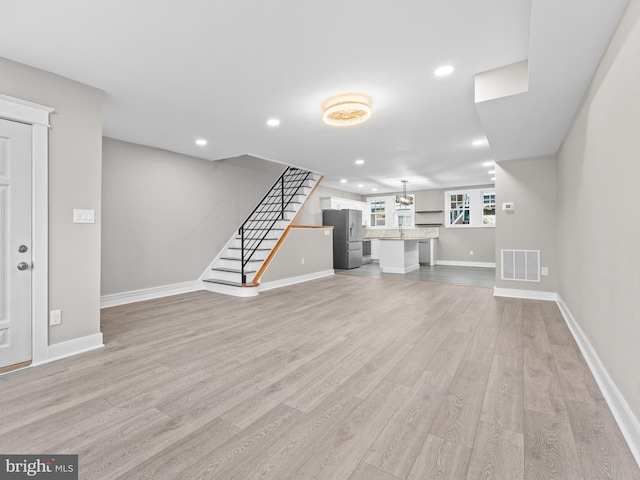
[260,227,333,284]
[556,0,640,423]
[0,56,103,345]
[101,140,283,295]
[495,156,558,292]
[413,185,496,264]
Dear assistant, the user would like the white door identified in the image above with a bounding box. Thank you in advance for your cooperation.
[0,118,32,368]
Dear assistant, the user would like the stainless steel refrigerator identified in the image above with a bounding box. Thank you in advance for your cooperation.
[323,209,362,269]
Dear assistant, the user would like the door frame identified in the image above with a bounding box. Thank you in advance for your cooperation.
[0,94,54,365]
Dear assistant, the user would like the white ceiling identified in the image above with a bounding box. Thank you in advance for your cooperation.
[0,0,629,194]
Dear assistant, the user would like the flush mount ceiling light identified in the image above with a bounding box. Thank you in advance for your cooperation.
[355,159,365,165]
[266,118,280,127]
[323,94,371,127]
[195,139,207,146]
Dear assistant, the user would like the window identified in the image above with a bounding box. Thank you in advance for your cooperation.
[483,192,496,225]
[367,195,415,228]
[395,199,414,227]
[370,199,386,226]
[444,188,495,228]
[449,193,470,225]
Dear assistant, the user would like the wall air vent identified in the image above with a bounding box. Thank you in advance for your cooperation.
[501,249,540,282]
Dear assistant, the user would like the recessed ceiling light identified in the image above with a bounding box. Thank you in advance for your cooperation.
[357,184,364,188]
[355,159,365,165]
[483,160,495,167]
[372,188,378,191]
[323,94,371,127]
[195,139,207,146]
[266,118,280,127]
[488,170,495,174]
[340,179,347,183]
[434,65,454,77]
[473,138,488,146]
[491,177,496,181]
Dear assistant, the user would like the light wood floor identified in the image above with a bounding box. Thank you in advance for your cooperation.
[1,275,639,479]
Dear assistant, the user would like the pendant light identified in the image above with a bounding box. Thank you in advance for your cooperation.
[395,180,413,205]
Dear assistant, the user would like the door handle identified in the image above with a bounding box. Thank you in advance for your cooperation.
[17,262,29,271]
[18,245,29,253]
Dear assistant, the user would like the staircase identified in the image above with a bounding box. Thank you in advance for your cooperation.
[202,166,321,296]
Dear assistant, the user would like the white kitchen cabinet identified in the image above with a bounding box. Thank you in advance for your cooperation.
[320,197,367,217]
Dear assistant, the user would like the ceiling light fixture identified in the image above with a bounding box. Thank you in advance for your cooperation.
[434,65,454,77]
[355,159,365,165]
[396,180,413,206]
[491,177,496,181]
[473,138,488,146]
[357,184,364,188]
[323,94,371,127]
[266,118,280,127]
[483,160,495,167]
[195,139,207,146]
[488,170,495,174]
[340,179,347,183]
[372,188,378,191]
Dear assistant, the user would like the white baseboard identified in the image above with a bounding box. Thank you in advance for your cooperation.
[258,270,334,292]
[437,260,496,268]
[202,281,259,297]
[381,264,420,274]
[101,281,200,308]
[493,287,558,301]
[556,295,640,468]
[34,333,105,366]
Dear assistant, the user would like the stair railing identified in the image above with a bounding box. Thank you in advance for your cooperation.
[238,167,312,284]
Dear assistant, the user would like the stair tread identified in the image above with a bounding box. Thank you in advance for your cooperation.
[243,227,285,231]
[203,279,258,288]
[228,247,271,251]
[211,267,256,273]
[220,257,263,262]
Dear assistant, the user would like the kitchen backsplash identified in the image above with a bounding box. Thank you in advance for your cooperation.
[362,226,439,239]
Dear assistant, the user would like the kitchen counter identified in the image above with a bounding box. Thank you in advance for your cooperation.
[378,236,429,240]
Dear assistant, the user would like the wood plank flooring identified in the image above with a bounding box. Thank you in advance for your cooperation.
[1,275,638,479]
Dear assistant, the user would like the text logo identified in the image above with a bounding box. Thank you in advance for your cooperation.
[0,455,78,479]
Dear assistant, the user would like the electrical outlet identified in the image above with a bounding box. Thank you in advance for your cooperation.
[301,258,305,265]
[469,250,474,256]
[541,267,549,276]
[50,310,61,326]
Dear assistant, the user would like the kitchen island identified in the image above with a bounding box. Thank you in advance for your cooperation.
[378,238,421,274]
[364,226,438,274]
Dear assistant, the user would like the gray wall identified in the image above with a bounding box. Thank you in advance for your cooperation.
[494,156,558,292]
[557,0,640,421]
[0,56,103,345]
[102,140,283,295]
[413,185,496,263]
[260,227,333,283]
[294,184,364,226]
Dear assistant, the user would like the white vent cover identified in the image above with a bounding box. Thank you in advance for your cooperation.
[501,249,540,282]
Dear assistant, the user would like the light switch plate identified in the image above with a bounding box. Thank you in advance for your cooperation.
[73,209,95,224]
